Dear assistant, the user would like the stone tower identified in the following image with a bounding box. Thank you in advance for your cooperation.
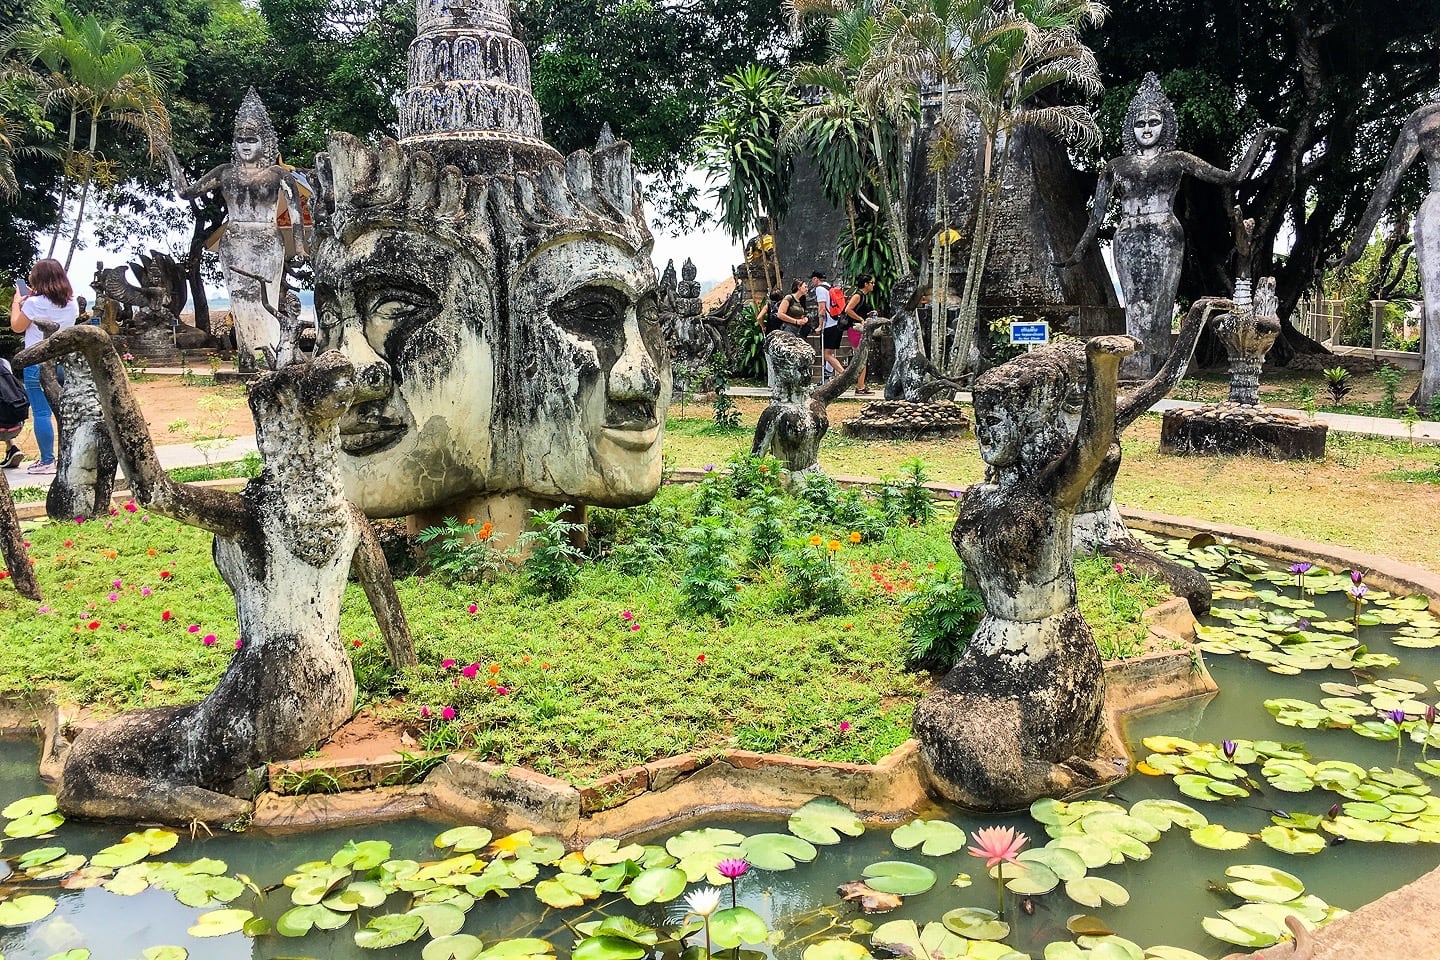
[399,0,562,173]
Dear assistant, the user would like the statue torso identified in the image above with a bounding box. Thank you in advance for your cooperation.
[222,163,287,224]
[1111,154,1187,219]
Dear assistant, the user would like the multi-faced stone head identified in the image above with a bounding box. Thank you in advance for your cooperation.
[1122,73,1178,155]
[310,130,670,521]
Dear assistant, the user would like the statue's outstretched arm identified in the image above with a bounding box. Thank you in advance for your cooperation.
[14,326,249,537]
[1057,164,1114,269]
[1181,126,1286,185]
[177,163,227,201]
[813,317,891,403]
[1053,336,1138,505]
[1116,297,1234,429]
[349,505,417,670]
[1338,112,1424,268]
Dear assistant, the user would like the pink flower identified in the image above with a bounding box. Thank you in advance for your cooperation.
[188,624,200,633]
[440,658,457,669]
[74,517,85,525]
[630,624,640,632]
[621,610,634,621]
[421,706,431,719]
[467,603,478,614]
[202,634,216,647]
[967,826,1028,868]
[717,858,750,879]
[441,706,456,721]
[141,587,151,596]
[124,501,137,513]
[1113,563,1124,574]
[496,686,509,695]
[839,721,851,733]
[107,593,118,602]
[461,663,479,679]
[234,638,244,650]
[112,579,122,589]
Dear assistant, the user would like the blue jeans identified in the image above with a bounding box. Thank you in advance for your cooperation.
[23,365,54,463]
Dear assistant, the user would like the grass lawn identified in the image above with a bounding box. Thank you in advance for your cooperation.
[0,473,1166,784]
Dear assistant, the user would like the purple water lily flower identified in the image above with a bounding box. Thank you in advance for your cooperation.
[1349,583,1368,601]
[1289,562,1313,575]
[1222,740,1238,761]
[1350,569,1365,585]
[1390,707,1408,725]
[717,858,750,880]
[1427,704,1438,726]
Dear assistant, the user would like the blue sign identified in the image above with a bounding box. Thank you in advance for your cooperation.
[1009,321,1050,346]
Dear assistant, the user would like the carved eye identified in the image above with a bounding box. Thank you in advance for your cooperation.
[551,286,627,345]
[362,288,437,357]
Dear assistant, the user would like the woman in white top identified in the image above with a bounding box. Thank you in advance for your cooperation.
[9,259,78,472]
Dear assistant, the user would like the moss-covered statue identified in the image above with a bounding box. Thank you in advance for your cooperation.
[17,325,416,824]
[913,335,1137,811]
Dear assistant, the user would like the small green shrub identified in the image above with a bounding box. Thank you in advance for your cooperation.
[1376,364,1403,417]
[791,471,843,527]
[901,563,983,672]
[726,452,784,500]
[1322,366,1352,406]
[518,506,585,599]
[680,516,740,617]
[416,516,510,584]
[746,492,787,566]
[779,537,850,614]
[709,351,742,429]
[895,458,937,525]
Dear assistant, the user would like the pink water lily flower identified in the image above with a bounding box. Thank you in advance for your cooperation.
[967,825,1028,868]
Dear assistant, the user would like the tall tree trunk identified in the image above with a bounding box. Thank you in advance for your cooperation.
[47,110,80,259]
[63,170,91,271]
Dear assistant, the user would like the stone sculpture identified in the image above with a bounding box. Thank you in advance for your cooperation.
[167,88,305,371]
[912,335,1138,811]
[23,319,118,522]
[1160,278,1327,459]
[752,317,889,473]
[18,325,416,824]
[662,258,722,394]
[0,473,40,601]
[310,0,669,544]
[1338,96,1440,410]
[1072,298,1235,615]
[92,252,187,361]
[1059,73,1280,378]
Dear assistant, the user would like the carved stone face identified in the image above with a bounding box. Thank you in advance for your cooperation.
[312,226,497,517]
[504,235,670,505]
[235,132,263,163]
[1132,109,1164,150]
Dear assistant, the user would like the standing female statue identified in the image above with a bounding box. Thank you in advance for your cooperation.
[1337,97,1440,411]
[1059,73,1280,378]
[167,87,304,371]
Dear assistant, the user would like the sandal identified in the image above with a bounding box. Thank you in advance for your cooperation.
[854,388,874,395]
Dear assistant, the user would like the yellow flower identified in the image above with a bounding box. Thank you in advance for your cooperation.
[808,534,823,547]
[848,531,862,543]
[827,539,841,552]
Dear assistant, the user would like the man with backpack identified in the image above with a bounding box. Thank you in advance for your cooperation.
[811,270,847,384]
[0,353,29,469]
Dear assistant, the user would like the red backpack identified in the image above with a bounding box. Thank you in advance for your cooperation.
[828,285,847,318]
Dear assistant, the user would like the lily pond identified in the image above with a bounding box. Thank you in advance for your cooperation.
[2,540,1440,960]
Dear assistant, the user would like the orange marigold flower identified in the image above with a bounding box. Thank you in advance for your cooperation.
[848,531,862,543]
[147,548,157,556]
[489,664,500,675]
[466,517,476,525]
[827,539,841,552]
[540,662,551,671]
[808,534,823,547]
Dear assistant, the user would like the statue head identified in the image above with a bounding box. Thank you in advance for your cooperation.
[972,347,1083,472]
[310,130,670,522]
[233,87,280,167]
[1122,73,1177,155]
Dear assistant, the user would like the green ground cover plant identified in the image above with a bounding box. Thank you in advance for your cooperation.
[0,466,1164,783]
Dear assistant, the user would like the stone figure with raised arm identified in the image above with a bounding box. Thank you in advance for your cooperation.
[1337,96,1440,410]
[16,325,416,824]
[1058,73,1280,378]
[166,87,305,371]
[912,334,1138,811]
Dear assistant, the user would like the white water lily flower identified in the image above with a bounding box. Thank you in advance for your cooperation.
[684,886,723,918]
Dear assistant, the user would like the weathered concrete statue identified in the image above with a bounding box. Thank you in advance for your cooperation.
[1212,277,1281,406]
[92,252,188,361]
[168,87,305,371]
[1338,96,1440,410]
[0,473,39,601]
[662,258,722,394]
[1072,298,1235,615]
[21,319,118,522]
[913,335,1137,811]
[752,317,889,473]
[1059,73,1280,378]
[19,325,416,824]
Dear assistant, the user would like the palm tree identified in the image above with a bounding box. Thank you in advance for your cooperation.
[868,0,1105,377]
[697,65,797,299]
[7,0,172,267]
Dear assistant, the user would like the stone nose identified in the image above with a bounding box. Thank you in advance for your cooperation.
[353,358,392,401]
[608,340,659,399]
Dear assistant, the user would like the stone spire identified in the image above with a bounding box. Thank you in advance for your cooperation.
[399,0,561,173]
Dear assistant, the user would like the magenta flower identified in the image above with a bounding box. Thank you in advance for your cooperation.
[1289,561,1313,576]
[187,624,200,633]
[234,638,244,650]
[441,706,456,721]
[1350,569,1365,585]
[839,721,851,733]
[1113,563,1124,574]
[421,706,431,719]
[630,624,640,632]
[141,587,151,597]
[461,663,479,679]
[112,579,122,589]
[621,610,634,621]
[467,603,478,614]
[441,658,457,669]
[202,634,216,647]
[967,825,1028,920]
[1427,704,1437,726]
[107,593,118,602]
[717,858,749,880]
[124,501,137,513]
[495,686,509,695]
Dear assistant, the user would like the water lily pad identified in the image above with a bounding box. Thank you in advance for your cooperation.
[573,937,647,960]
[1030,798,1079,826]
[891,820,967,856]
[410,902,469,938]
[187,908,255,938]
[941,907,1009,941]
[277,903,351,936]
[141,948,188,960]
[1129,799,1207,831]
[475,938,556,960]
[999,859,1057,895]
[1323,816,1387,841]
[0,894,56,927]
[1225,865,1304,902]
[625,866,687,905]
[789,798,864,845]
[1,794,57,818]
[15,846,65,869]
[102,864,151,895]
[741,832,818,870]
[4,812,64,838]
[324,880,388,912]
[1064,877,1129,908]
[1017,846,1087,882]
[1142,948,1209,960]
[91,838,152,868]
[535,873,602,908]
[1200,917,1273,949]
[1189,824,1251,850]
[424,935,486,960]
[1077,935,1144,960]
[711,906,769,948]
[333,839,393,870]
[872,921,970,960]
[803,939,872,960]
[1258,827,1326,855]
[583,838,645,865]
[861,860,936,895]
[436,826,494,853]
[1049,835,1111,869]
[494,831,565,865]
[126,828,179,855]
[355,912,426,948]
[175,875,245,907]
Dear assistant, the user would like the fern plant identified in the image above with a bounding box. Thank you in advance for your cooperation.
[518,507,585,599]
[680,516,740,618]
[902,563,984,672]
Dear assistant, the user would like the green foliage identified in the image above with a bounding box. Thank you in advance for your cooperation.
[1075,555,1170,660]
[518,507,585,600]
[696,64,797,245]
[1375,364,1403,417]
[779,537,850,615]
[709,350,741,429]
[790,470,844,527]
[1321,366,1352,405]
[893,458,937,526]
[588,503,680,575]
[901,563,983,672]
[415,517,509,585]
[679,515,740,618]
[745,492,788,566]
[692,468,730,518]
[725,452,784,500]
[728,302,767,382]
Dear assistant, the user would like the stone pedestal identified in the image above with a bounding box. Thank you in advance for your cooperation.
[1159,404,1328,459]
[112,327,181,365]
[841,400,971,440]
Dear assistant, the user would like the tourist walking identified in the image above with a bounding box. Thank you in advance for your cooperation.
[9,259,78,474]
[844,275,882,395]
